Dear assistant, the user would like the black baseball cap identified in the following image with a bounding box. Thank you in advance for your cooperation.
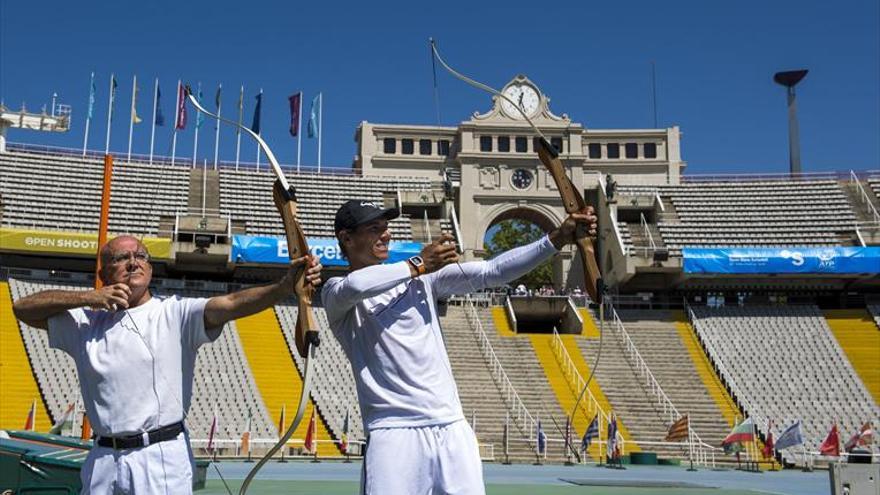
[334,200,400,232]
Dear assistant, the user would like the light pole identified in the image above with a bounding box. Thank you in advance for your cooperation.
[773,70,808,176]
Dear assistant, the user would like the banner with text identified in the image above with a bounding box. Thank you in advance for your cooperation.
[231,235,423,267]
[683,247,880,274]
[0,228,172,259]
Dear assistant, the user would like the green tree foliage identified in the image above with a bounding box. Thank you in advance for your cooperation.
[485,220,552,289]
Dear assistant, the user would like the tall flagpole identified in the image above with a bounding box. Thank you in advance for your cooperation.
[235,85,243,170]
[104,73,114,155]
[296,91,302,172]
[149,78,158,165]
[171,80,180,166]
[192,82,201,168]
[213,83,221,170]
[317,92,323,173]
[127,74,137,162]
[255,88,262,169]
[82,71,94,157]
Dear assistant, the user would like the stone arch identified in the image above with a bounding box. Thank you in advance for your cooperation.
[476,203,563,252]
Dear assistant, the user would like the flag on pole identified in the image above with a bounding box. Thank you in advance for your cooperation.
[108,75,118,122]
[175,82,187,130]
[49,403,76,436]
[581,414,599,452]
[87,72,96,119]
[665,414,690,442]
[207,408,218,453]
[304,410,317,454]
[278,404,286,436]
[774,420,803,450]
[251,91,262,134]
[195,86,204,128]
[503,413,510,459]
[307,94,319,138]
[564,416,572,457]
[819,424,840,457]
[607,414,618,460]
[722,417,755,446]
[154,85,165,126]
[844,422,874,452]
[340,408,350,454]
[289,92,301,137]
[131,81,142,124]
[24,399,37,431]
[240,411,252,458]
[215,85,222,110]
[536,419,547,455]
[762,420,775,460]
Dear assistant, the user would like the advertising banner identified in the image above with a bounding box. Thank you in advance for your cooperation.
[0,228,171,259]
[682,247,880,274]
[231,235,423,267]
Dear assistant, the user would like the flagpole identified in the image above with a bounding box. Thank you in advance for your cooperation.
[213,83,221,170]
[297,91,302,172]
[317,92,323,172]
[104,73,114,155]
[235,85,243,170]
[255,88,262,169]
[149,78,158,165]
[83,72,93,157]
[171,80,180,166]
[127,74,136,162]
[193,82,201,168]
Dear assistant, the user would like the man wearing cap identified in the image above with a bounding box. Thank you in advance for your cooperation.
[322,200,596,495]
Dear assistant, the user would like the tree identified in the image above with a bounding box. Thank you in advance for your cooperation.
[485,220,552,289]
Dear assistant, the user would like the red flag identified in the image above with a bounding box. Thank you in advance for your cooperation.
[175,82,187,130]
[845,422,874,452]
[81,414,92,440]
[819,424,840,457]
[288,92,301,137]
[23,399,36,431]
[304,410,317,454]
[762,421,775,460]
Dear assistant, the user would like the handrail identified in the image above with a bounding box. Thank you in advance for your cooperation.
[462,295,539,448]
[850,170,880,224]
[597,171,627,256]
[640,212,657,250]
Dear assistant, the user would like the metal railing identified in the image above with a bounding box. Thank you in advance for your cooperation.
[640,212,657,251]
[849,170,880,224]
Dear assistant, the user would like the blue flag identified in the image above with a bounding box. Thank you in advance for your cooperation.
[774,421,803,450]
[307,93,319,138]
[251,92,262,134]
[582,414,599,452]
[155,85,165,126]
[195,86,204,129]
[536,420,546,455]
[87,72,96,119]
[108,74,118,122]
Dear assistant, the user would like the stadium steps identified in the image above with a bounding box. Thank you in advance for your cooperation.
[841,181,880,223]
[0,281,52,431]
[234,309,337,457]
[528,332,639,460]
[189,168,221,212]
[823,309,880,403]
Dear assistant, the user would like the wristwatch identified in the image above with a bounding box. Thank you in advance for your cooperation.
[407,256,426,276]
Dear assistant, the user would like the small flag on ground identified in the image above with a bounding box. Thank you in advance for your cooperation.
[340,408,350,454]
[844,422,874,452]
[774,420,803,450]
[665,414,690,442]
[722,417,755,446]
[582,414,599,452]
[304,410,317,454]
[24,399,36,431]
[762,421,775,460]
[607,414,618,460]
[820,424,840,457]
[49,403,75,436]
[536,420,546,455]
[207,409,218,453]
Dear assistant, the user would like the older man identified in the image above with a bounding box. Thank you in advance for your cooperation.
[12,234,321,494]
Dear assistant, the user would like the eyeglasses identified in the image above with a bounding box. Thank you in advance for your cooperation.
[109,251,150,266]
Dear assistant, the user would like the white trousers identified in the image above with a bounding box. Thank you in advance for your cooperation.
[361,419,485,495]
[80,432,194,494]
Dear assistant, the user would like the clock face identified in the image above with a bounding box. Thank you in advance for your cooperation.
[501,84,540,120]
[511,168,533,190]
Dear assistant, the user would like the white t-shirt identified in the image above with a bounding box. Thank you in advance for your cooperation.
[322,236,557,431]
[47,295,212,437]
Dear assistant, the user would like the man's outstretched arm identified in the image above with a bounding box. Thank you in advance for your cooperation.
[13,284,132,330]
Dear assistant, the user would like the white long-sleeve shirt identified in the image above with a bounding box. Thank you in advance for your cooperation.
[322,235,558,431]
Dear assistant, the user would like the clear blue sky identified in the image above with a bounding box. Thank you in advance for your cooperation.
[1,0,878,174]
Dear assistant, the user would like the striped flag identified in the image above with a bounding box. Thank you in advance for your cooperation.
[820,424,840,456]
[774,420,803,450]
[340,408,350,454]
[49,403,76,436]
[844,422,874,452]
[665,414,690,442]
[722,417,755,446]
[581,414,599,452]
[304,410,317,454]
[23,399,36,431]
[607,414,618,460]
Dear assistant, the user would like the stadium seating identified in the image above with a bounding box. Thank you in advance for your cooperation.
[870,305,880,328]
[690,305,879,460]
[617,181,859,255]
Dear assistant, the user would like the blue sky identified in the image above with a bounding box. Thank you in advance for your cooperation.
[1,0,877,174]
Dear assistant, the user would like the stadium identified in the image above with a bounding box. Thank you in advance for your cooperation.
[1,42,878,495]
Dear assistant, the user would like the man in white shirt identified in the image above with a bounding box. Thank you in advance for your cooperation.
[322,200,596,495]
[12,235,322,494]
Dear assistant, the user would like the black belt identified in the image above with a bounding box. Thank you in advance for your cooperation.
[97,422,184,450]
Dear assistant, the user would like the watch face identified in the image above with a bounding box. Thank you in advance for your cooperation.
[501,84,540,120]
[511,169,533,190]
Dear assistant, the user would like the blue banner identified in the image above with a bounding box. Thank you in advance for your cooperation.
[683,247,880,274]
[231,235,423,267]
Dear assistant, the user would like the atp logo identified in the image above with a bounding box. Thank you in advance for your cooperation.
[779,249,805,266]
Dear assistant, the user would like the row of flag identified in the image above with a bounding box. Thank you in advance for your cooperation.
[534,413,620,461]
[83,73,324,168]
[720,417,875,459]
